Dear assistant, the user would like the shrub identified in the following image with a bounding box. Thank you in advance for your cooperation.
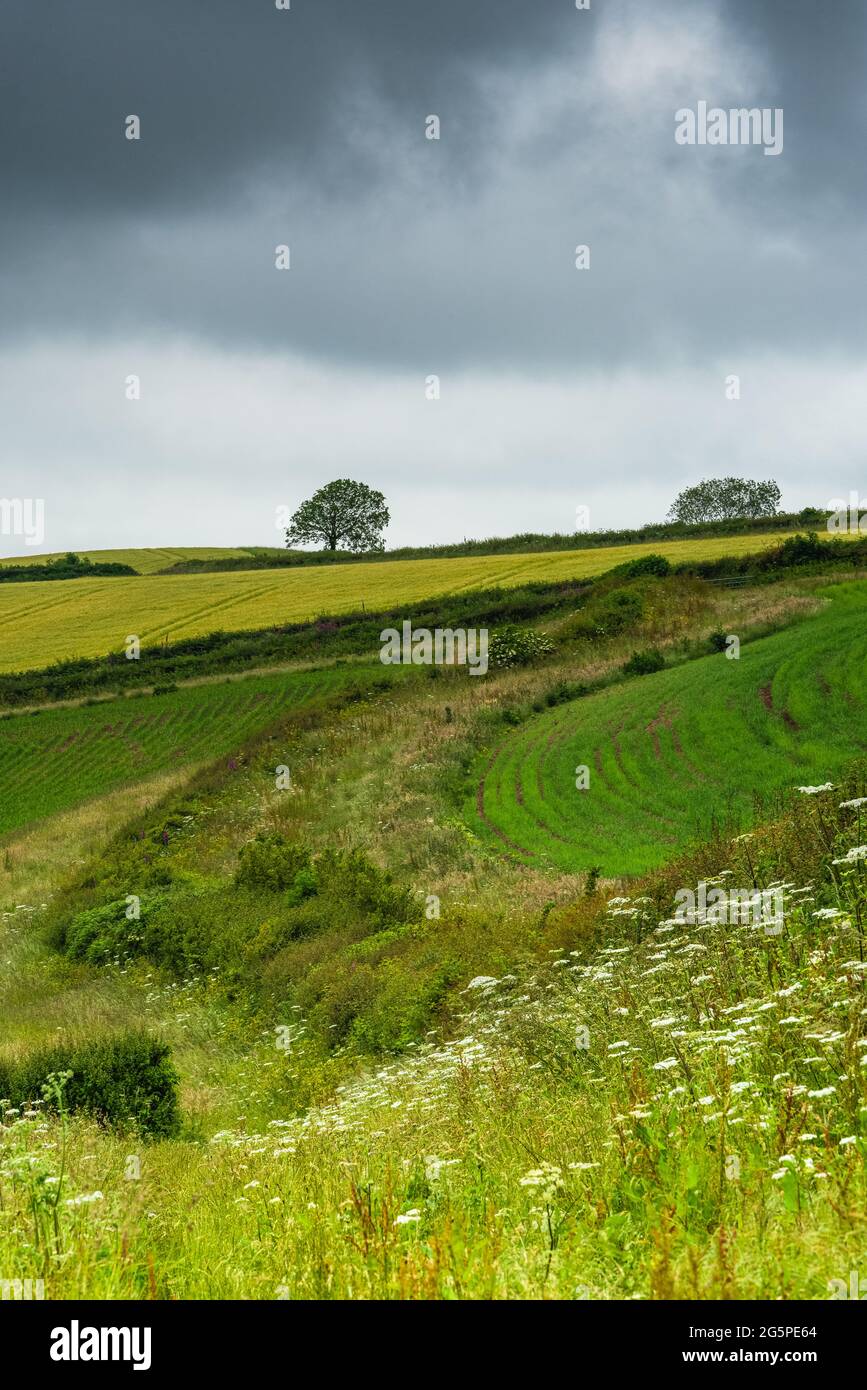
[0,1033,180,1137]
[755,530,830,570]
[622,648,666,676]
[542,679,589,708]
[560,584,649,643]
[623,553,671,578]
[589,587,645,635]
[236,834,312,891]
[314,848,416,930]
[488,625,555,668]
[61,891,171,964]
[708,630,728,653]
[55,843,418,984]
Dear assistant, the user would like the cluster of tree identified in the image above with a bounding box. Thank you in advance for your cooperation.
[667,477,781,524]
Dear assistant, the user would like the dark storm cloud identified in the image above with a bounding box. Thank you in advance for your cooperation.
[0,0,865,368]
[737,0,867,192]
[0,0,579,210]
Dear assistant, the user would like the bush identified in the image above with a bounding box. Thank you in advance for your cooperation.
[622,553,671,578]
[590,588,645,635]
[708,630,728,653]
[622,648,666,676]
[560,582,651,643]
[0,1033,180,1137]
[541,679,589,708]
[488,624,555,668]
[60,891,171,964]
[755,530,830,571]
[236,834,312,891]
[314,848,416,930]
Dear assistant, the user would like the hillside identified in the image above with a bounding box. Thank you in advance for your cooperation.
[0,546,865,1303]
[0,529,852,674]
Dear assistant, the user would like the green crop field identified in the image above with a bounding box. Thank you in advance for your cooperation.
[470,581,867,876]
[0,662,391,834]
[0,530,847,674]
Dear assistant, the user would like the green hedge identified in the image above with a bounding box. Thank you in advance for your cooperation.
[0,1033,180,1137]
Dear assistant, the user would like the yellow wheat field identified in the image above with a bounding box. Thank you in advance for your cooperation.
[0,546,260,574]
[0,531,847,673]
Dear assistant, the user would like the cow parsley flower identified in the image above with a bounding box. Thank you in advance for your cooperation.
[394,1210,421,1226]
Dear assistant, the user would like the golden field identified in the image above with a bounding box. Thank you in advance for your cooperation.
[0,546,260,574]
[0,530,845,672]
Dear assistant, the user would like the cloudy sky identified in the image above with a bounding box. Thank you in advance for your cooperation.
[2,0,865,553]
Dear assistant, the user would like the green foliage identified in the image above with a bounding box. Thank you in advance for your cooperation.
[59,892,171,965]
[488,624,555,668]
[680,530,867,582]
[0,554,137,584]
[622,647,666,676]
[0,1034,180,1137]
[592,587,645,636]
[314,847,417,930]
[236,835,312,891]
[285,478,390,553]
[621,552,671,578]
[52,835,421,1052]
[756,530,830,569]
[667,476,781,524]
[583,866,601,895]
[534,678,590,710]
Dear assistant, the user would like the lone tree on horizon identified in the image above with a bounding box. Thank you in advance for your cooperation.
[285,479,390,553]
[667,477,781,525]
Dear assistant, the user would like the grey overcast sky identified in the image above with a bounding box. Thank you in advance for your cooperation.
[2,0,865,552]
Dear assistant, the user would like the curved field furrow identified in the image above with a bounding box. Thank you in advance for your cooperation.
[0,663,395,836]
[470,582,867,876]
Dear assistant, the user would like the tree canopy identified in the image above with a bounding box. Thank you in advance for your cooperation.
[284,479,390,553]
[667,477,781,525]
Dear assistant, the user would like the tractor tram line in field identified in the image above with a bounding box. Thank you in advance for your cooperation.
[0,662,404,836]
[471,580,867,877]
